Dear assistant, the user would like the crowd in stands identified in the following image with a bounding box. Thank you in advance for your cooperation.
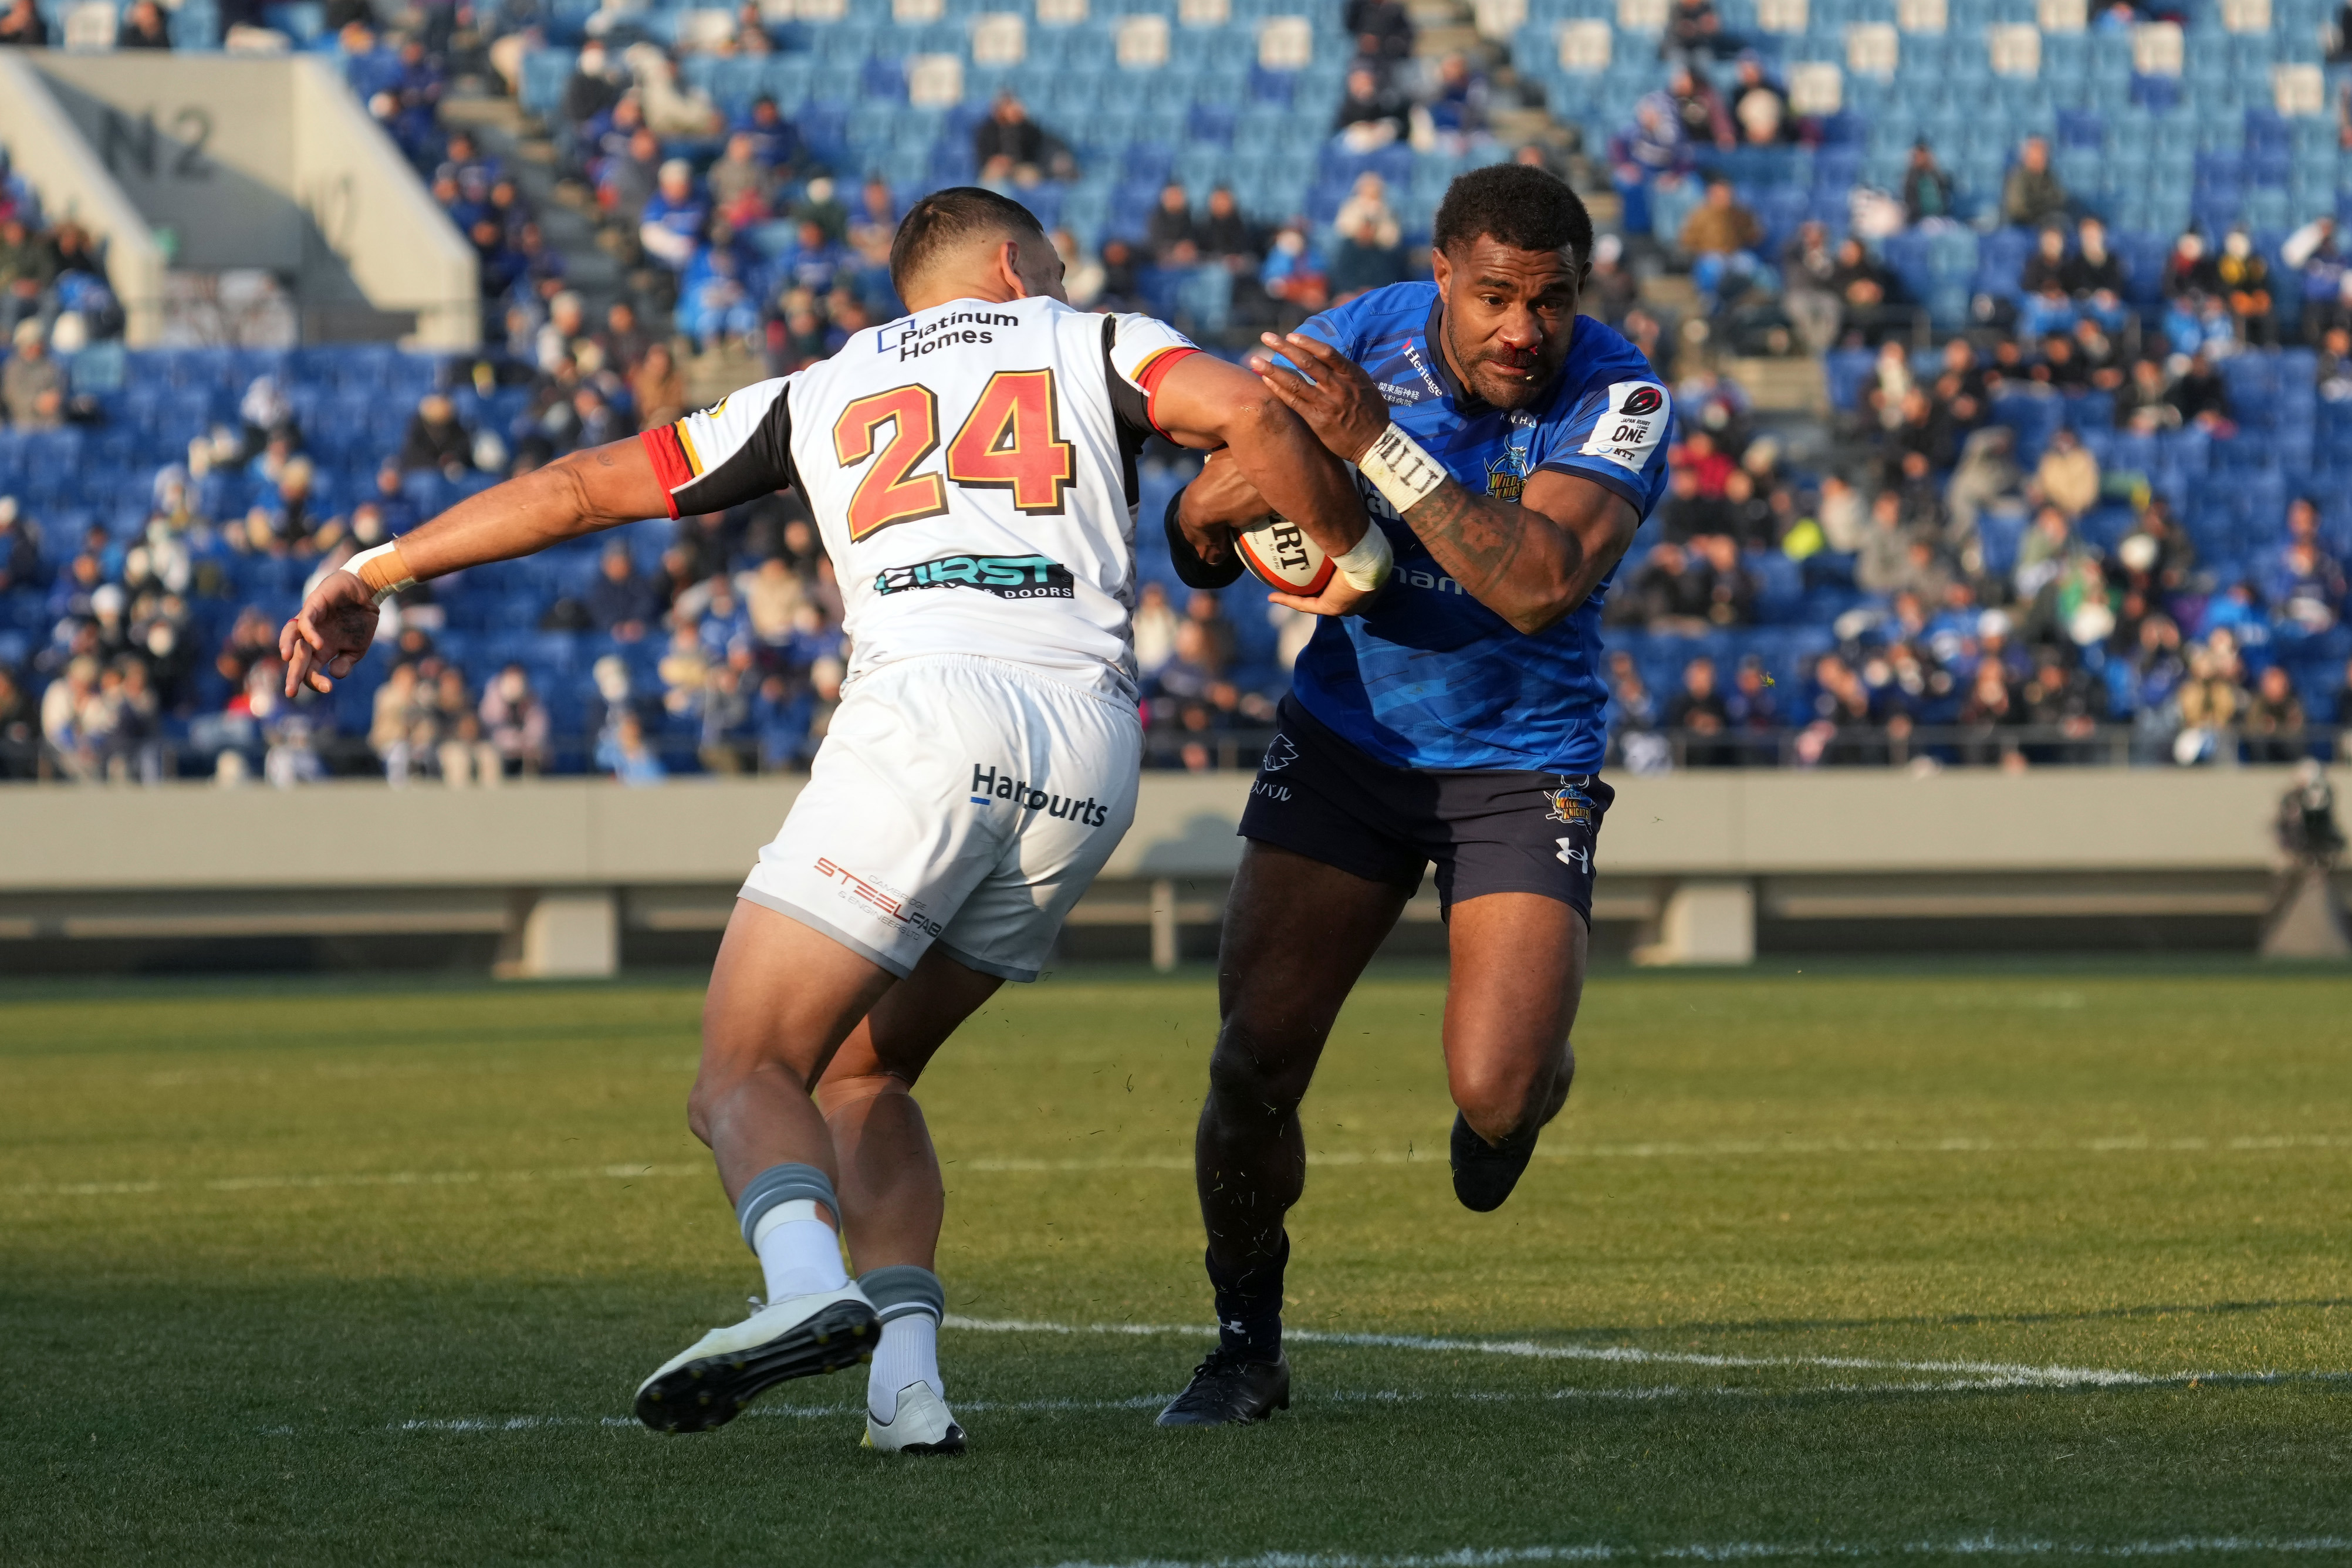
[7,0,2352,780]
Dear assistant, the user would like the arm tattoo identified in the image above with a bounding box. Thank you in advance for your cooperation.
[1403,479,1580,603]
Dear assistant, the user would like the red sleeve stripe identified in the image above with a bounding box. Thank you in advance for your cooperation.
[1132,346,1200,437]
[640,427,691,519]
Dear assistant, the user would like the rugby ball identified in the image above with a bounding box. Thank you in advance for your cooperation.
[1235,516,1333,596]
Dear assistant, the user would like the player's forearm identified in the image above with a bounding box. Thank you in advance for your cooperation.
[1400,481,1591,634]
[1213,400,1368,557]
[383,440,661,581]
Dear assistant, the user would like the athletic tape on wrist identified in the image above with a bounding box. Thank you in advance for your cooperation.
[1327,519,1394,593]
[1355,423,1449,518]
[342,541,417,607]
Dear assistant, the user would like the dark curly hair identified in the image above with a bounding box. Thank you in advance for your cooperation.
[890,186,1047,297]
[1431,164,1594,268]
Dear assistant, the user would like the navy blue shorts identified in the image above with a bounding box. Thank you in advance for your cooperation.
[1237,696,1614,924]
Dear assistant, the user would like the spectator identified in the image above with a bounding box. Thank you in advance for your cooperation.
[1583,232,1640,328]
[1608,94,1691,236]
[2168,349,2231,428]
[432,666,502,785]
[2270,539,2346,633]
[561,40,625,133]
[630,341,687,431]
[1667,655,1734,765]
[1330,212,1408,302]
[1666,65,1733,150]
[2020,224,2070,297]
[1261,225,1328,317]
[399,394,474,477]
[734,96,799,176]
[1343,0,1414,70]
[1147,183,1198,266]
[601,712,667,785]
[1679,177,1765,312]
[2161,231,2216,300]
[1333,172,1402,251]
[1610,540,1715,632]
[0,214,56,336]
[2032,426,2100,518]
[1729,54,1789,146]
[479,663,550,775]
[974,92,1063,185]
[369,660,433,783]
[1901,142,1957,225]
[2172,643,2247,765]
[3,319,63,428]
[846,177,900,268]
[2215,228,2274,345]
[1829,236,1901,343]
[2001,137,2068,230]
[586,543,658,640]
[742,555,806,646]
[2242,665,2307,763]
[1334,65,1410,150]
[1664,0,1725,62]
[1196,188,1260,272]
[706,131,772,225]
[1134,581,1180,675]
[119,0,172,49]
[638,160,708,272]
[1780,220,1841,354]
[2064,217,2127,317]
[1422,54,1490,147]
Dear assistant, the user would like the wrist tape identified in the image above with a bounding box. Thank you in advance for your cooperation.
[1355,423,1449,517]
[1327,519,1394,593]
[343,541,417,607]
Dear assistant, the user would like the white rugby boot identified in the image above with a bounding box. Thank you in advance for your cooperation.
[862,1381,967,1455]
[634,1286,880,1433]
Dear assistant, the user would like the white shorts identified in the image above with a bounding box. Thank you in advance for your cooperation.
[741,654,1142,982]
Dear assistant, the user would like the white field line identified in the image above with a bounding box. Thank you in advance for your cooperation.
[1040,1539,2352,1567]
[9,1134,2349,1199]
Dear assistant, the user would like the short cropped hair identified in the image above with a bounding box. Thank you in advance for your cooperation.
[888,186,1047,297]
[1432,164,1594,269]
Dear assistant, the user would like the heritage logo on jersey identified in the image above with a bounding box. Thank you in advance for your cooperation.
[1577,381,1670,474]
[876,553,1076,599]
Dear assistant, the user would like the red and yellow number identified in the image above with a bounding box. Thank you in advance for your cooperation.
[831,371,1073,539]
[833,384,948,540]
[942,369,1075,516]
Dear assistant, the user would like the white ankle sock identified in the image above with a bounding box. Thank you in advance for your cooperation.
[867,1312,941,1422]
[751,1199,849,1302]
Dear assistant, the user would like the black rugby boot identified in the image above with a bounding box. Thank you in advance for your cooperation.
[1155,1349,1292,1426]
[1450,1110,1539,1212]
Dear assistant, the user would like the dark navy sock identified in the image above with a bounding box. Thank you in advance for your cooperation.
[1206,1235,1289,1363]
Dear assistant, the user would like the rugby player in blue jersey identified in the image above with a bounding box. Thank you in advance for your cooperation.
[1155,164,1674,1425]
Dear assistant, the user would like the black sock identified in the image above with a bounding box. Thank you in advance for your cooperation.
[1205,1235,1289,1363]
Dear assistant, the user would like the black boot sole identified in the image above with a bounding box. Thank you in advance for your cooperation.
[635,1299,878,1434]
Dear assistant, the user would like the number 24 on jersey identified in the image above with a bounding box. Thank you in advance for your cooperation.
[831,369,1076,540]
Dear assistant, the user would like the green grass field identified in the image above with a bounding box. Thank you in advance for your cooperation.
[4,965,2349,1566]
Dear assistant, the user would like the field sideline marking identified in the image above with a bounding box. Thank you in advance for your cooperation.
[1039,1538,2352,1567]
[945,1317,2341,1393]
[11,1131,2350,1199]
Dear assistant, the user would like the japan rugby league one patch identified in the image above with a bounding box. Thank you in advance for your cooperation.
[1576,382,1670,474]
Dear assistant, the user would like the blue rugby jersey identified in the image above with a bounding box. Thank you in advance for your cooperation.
[1282,282,1672,773]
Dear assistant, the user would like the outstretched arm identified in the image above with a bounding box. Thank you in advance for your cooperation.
[1145,350,1385,615]
[1249,332,1641,636]
[280,438,669,695]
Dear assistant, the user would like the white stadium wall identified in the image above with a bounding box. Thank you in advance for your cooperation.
[0,769,2339,974]
[22,52,478,349]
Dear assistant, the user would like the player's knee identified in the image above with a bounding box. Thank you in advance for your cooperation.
[1205,1026,1312,1120]
[814,1068,911,1120]
[1449,1055,1556,1143]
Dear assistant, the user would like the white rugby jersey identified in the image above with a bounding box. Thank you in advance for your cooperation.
[640,295,1200,700]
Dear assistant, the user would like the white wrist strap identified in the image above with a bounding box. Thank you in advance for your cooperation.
[1328,519,1394,593]
[1355,423,1449,517]
[343,541,416,607]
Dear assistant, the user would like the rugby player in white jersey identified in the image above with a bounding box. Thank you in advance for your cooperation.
[276,188,1388,1453]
